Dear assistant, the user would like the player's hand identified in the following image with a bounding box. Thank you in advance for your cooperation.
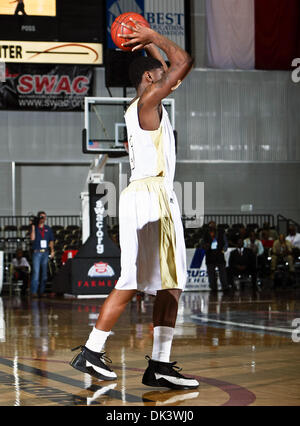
[118,18,154,51]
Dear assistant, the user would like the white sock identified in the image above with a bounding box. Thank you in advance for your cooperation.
[151,326,175,363]
[85,327,110,353]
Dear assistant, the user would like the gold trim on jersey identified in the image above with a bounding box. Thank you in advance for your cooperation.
[151,126,166,178]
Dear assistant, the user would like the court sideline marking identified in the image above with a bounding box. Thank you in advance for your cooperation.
[191,315,295,335]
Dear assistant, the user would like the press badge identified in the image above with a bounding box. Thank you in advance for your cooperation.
[40,240,47,249]
[211,240,218,250]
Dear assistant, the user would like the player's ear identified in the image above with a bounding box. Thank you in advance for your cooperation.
[145,71,153,83]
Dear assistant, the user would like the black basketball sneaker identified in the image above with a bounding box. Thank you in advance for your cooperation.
[142,356,199,390]
[70,346,117,381]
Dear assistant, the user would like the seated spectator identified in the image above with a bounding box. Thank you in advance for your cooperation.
[12,249,30,296]
[260,229,276,249]
[244,231,267,280]
[244,231,264,256]
[227,227,240,248]
[239,225,248,241]
[227,238,259,292]
[228,224,248,248]
[286,225,300,250]
[259,222,278,242]
[271,234,295,281]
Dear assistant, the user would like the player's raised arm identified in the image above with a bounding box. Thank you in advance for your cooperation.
[144,43,168,73]
[120,20,194,101]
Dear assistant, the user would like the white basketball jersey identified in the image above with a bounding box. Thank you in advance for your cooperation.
[124,99,176,189]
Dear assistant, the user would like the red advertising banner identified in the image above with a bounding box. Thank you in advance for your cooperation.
[0,64,94,111]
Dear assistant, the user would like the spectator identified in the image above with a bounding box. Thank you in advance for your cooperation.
[239,225,248,241]
[259,222,278,241]
[271,234,295,281]
[244,231,264,256]
[202,221,229,292]
[12,249,30,296]
[244,231,266,281]
[260,230,275,249]
[227,238,259,292]
[30,212,54,298]
[286,225,300,250]
[227,224,247,248]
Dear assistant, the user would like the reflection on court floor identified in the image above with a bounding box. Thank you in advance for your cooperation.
[0,289,299,406]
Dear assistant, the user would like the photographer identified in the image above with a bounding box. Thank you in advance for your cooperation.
[30,211,54,297]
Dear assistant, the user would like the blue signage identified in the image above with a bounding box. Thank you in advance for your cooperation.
[106,0,145,49]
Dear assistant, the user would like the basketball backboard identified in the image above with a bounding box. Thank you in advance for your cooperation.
[83,97,176,157]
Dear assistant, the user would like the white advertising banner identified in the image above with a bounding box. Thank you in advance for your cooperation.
[186,248,212,291]
[144,0,186,50]
[185,248,235,292]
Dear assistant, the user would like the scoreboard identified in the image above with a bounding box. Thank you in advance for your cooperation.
[0,0,105,43]
[0,0,105,65]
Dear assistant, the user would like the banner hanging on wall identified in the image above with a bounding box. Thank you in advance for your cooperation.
[0,41,103,65]
[106,0,188,52]
[186,248,235,292]
[0,64,94,111]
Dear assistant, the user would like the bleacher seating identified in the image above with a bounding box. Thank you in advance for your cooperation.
[0,215,299,293]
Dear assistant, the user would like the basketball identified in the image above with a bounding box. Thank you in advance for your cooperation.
[110,12,150,51]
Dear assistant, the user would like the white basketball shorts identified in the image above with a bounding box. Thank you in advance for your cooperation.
[115,177,186,296]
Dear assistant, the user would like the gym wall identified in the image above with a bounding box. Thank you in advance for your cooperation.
[0,0,299,222]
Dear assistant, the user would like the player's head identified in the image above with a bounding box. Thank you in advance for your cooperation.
[129,56,164,90]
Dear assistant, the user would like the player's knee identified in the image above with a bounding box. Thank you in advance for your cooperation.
[153,289,182,327]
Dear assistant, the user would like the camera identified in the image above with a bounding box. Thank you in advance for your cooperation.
[29,214,43,226]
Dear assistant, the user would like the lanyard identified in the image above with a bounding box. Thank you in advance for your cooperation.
[38,226,45,239]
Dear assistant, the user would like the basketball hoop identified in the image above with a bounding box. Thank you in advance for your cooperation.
[82,97,175,157]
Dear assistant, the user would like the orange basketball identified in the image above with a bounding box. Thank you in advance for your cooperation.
[111,12,150,51]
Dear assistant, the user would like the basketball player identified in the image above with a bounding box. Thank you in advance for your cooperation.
[70,20,199,390]
[11,0,26,16]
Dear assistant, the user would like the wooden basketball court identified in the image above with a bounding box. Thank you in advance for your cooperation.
[0,288,299,407]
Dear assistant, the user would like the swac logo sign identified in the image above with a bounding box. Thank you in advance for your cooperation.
[88,262,115,278]
[17,75,90,95]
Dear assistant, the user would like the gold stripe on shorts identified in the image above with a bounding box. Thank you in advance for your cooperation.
[157,186,178,290]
